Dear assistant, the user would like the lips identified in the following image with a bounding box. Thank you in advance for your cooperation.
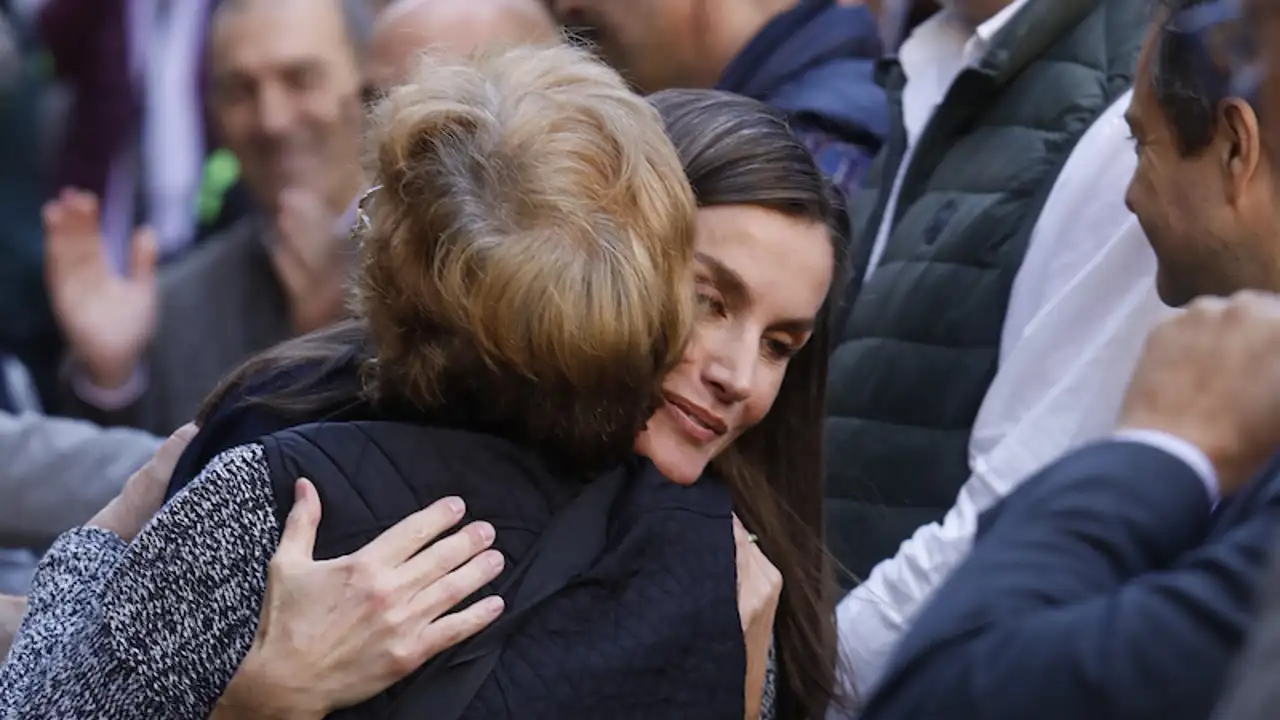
[663,392,728,443]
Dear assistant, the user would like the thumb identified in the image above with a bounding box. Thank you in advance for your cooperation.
[130,227,159,282]
[277,478,322,562]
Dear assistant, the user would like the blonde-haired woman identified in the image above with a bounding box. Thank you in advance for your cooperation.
[0,43,722,718]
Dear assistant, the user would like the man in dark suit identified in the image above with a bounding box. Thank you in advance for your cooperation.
[854,1,1280,718]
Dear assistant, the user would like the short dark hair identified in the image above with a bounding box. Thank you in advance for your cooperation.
[1152,0,1235,155]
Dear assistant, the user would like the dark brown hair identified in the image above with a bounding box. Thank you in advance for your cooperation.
[649,88,850,719]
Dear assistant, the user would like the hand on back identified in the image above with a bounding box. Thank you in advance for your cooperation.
[218,481,506,718]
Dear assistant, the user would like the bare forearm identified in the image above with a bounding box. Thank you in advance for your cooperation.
[0,594,28,657]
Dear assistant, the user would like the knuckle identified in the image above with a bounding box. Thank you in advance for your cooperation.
[466,521,495,549]
[368,577,397,609]
[349,558,380,588]
[386,643,420,674]
[1186,295,1225,319]
[435,574,468,604]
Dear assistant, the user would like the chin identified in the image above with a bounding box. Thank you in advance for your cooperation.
[640,439,709,486]
[1154,271,1193,309]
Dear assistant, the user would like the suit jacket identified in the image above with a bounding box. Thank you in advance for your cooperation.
[1211,533,1280,719]
[0,410,159,549]
[857,439,1280,720]
[61,218,294,435]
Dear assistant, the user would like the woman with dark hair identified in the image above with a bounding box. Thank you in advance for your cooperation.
[3,50,849,719]
[189,86,850,719]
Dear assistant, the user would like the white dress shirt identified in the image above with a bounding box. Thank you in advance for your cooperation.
[831,1,1172,707]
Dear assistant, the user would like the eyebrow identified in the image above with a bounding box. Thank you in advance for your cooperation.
[694,251,816,334]
[695,251,749,302]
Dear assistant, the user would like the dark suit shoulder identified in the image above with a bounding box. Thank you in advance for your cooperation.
[979,438,1208,533]
[157,217,264,301]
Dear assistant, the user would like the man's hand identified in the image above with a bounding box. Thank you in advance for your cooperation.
[271,187,350,335]
[1119,291,1280,495]
[88,423,198,541]
[44,189,158,389]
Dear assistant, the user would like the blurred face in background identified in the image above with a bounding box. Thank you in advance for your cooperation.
[367,0,558,93]
[547,0,704,93]
[208,0,366,215]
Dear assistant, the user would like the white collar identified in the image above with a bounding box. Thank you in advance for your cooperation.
[975,0,1033,48]
[900,0,1033,71]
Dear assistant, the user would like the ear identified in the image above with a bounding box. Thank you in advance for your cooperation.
[1220,97,1263,206]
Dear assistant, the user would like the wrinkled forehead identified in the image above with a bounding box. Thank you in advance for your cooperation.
[210,0,355,77]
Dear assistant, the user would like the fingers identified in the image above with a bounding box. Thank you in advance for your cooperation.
[130,227,160,283]
[359,496,467,566]
[409,549,506,623]
[401,520,497,586]
[149,422,199,477]
[44,190,104,271]
[119,422,200,518]
[414,595,505,662]
[276,478,323,564]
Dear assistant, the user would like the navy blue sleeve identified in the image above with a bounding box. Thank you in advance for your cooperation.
[860,440,1272,720]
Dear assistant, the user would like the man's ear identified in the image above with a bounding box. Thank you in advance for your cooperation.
[1220,97,1263,205]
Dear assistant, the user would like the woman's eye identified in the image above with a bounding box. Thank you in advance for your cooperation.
[696,291,726,316]
[765,338,798,360]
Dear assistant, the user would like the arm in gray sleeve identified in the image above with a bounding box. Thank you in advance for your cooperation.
[0,443,280,719]
[0,411,162,549]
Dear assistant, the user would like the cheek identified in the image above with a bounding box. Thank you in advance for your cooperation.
[728,365,786,442]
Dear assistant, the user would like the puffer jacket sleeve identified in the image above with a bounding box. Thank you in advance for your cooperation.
[0,443,281,719]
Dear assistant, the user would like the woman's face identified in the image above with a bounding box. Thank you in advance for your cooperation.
[634,204,834,485]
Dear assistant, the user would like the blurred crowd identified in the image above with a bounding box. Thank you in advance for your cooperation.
[3,0,1280,718]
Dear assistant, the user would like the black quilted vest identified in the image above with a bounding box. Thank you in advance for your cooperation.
[825,0,1148,584]
[259,421,746,719]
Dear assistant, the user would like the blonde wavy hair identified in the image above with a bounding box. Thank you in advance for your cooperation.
[353,43,696,470]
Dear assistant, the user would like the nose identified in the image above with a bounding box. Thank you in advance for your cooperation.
[701,333,754,405]
[255,83,295,137]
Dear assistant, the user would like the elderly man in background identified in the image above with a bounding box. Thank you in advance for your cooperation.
[371,0,557,89]
[47,0,372,436]
[164,0,562,498]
